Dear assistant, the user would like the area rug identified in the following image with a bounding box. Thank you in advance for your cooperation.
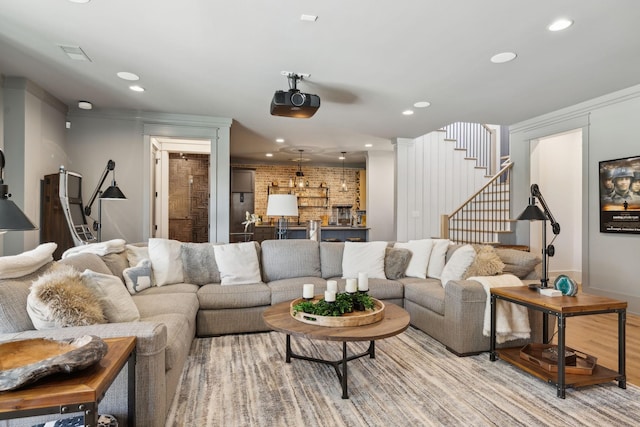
[166,327,640,426]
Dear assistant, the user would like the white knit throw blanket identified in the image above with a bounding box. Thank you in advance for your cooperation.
[61,239,126,259]
[468,274,531,344]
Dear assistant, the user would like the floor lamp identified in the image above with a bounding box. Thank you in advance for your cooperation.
[266,194,298,239]
[84,160,127,242]
[0,149,37,232]
[516,184,561,290]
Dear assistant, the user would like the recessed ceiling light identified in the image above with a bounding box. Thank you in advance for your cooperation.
[300,14,318,22]
[117,71,140,81]
[402,110,414,116]
[129,85,145,92]
[364,143,373,148]
[275,138,285,143]
[265,153,273,157]
[413,101,431,108]
[78,101,93,110]
[548,18,573,32]
[69,0,91,3]
[490,52,517,64]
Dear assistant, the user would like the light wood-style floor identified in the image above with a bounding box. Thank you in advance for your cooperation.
[552,311,639,386]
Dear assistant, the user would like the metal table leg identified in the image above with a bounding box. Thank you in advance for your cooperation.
[489,294,497,361]
[557,314,566,399]
[619,309,627,389]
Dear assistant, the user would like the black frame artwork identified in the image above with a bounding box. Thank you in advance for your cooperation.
[599,155,640,233]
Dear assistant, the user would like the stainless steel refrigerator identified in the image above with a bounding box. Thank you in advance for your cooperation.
[229,168,255,241]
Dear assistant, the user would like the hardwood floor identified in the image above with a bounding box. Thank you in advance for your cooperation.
[552,311,639,386]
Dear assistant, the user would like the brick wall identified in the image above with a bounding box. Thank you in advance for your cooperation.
[233,163,364,224]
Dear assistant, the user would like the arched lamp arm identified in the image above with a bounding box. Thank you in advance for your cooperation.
[84,160,115,217]
[530,184,561,235]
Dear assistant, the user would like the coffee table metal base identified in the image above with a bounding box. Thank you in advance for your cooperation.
[285,334,375,399]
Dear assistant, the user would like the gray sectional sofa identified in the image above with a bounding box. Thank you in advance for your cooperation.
[0,239,546,427]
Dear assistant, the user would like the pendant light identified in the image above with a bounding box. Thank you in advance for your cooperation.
[340,152,348,192]
[295,149,305,188]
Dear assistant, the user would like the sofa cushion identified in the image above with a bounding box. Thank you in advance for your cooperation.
[148,238,184,286]
[141,313,193,372]
[342,241,387,279]
[136,283,199,295]
[495,248,541,279]
[59,252,113,275]
[394,240,433,279]
[197,283,271,309]
[0,243,56,279]
[319,242,344,279]
[384,247,412,280]
[261,240,321,282]
[27,264,106,329]
[268,276,327,305]
[403,279,446,315]
[365,278,405,301]
[101,251,130,281]
[181,242,220,285]
[123,259,154,294]
[214,242,262,285]
[81,270,140,322]
[0,263,58,333]
[133,292,199,320]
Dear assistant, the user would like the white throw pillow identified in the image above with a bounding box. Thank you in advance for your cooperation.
[427,239,451,279]
[0,242,57,279]
[342,241,388,279]
[81,269,140,322]
[125,244,149,268]
[213,242,262,285]
[394,239,434,279]
[148,238,184,286]
[440,244,476,288]
[123,259,154,294]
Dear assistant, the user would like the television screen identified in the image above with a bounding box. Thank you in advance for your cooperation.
[66,173,82,203]
[69,202,85,225]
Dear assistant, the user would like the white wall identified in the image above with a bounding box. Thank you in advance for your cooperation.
[511,84,640,314]
[529,130,582,281]
[366,150,395,241]
[1,77,68,255]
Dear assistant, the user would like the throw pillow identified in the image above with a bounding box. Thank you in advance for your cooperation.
[384,247,412,280]
[123,259,154,294]
[341,241,387,279]
[0,243,57,279]
[181,242,220,285]
[148,238,184,286]
[125,244,149,267]
[394,239,434,279]
[26,264,105,329]
[440,244,476,288]
[213,242,262,285]
[427,239,451,279]
[463,245,505,278]
[81,269,140,322]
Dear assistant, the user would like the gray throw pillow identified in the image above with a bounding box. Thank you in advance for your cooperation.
[494,248,541,279]
[384,247,412,279]
[181,243,220,285]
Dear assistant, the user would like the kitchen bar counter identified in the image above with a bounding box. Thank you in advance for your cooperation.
[253,224,369,242]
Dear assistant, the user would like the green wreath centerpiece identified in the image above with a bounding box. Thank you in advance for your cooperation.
[292,292,375,317]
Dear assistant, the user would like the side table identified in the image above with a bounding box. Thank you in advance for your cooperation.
[0,336,136,427]
[489,286,626,398]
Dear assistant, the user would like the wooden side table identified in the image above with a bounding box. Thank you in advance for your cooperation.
[0,336,136,427]
[489,286,626,398]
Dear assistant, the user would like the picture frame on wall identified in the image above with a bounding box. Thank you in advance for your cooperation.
[599,155,640,233]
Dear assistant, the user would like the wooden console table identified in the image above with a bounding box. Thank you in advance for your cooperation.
[489,287,626,398]
[0,336,136,426]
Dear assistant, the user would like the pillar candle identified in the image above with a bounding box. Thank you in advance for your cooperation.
[326,280,338,293]
[358,272,369,291]
[303,284,314,299]
[325,290,336,302]
[346,278,357,293]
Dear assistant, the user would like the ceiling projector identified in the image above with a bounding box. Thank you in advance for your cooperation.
[270,72,320,118]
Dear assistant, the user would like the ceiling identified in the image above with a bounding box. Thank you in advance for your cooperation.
[2,1,640,166]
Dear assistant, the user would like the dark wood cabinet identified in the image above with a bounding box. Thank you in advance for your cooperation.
[41,174,74,259]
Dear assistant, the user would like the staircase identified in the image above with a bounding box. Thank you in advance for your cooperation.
[441,158,514,245]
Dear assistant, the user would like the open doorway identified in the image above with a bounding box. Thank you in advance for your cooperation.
[529,129,582,283]
[151,137,211,242]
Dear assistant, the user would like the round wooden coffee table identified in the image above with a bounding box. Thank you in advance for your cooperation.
[263,300,410,399]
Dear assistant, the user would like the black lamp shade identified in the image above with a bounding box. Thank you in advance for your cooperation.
[0,199,37,231]
[101,184,126,200]
[517,204,546,221]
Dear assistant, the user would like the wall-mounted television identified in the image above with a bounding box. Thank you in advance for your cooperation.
[59,170,96,245]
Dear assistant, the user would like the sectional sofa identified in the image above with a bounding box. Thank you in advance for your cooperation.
[0,239,546,427]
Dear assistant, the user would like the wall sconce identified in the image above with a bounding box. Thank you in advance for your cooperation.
[0,150,37,232]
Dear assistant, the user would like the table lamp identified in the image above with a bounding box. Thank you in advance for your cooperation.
[266,194,298,239]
